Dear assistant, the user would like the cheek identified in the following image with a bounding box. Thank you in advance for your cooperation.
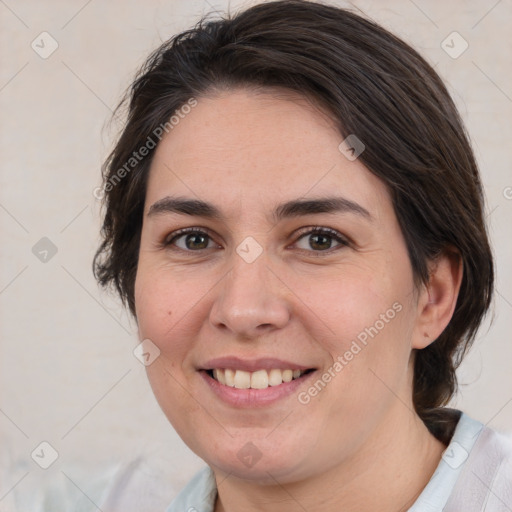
[134,267,180,360]
[312,258,416,390]
[135,264,191,332]
[317,265,401,334]
[134,267,209,436]
[135,270,171,337]
[134,264,214,362]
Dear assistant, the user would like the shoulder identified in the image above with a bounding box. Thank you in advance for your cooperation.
[409,411,512,512]
[164,465,217,512]
[100,454,208,511]
[100,460,216,512]
[444,414,512,511]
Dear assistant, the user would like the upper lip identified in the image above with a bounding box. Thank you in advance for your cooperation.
[199,356,315,372]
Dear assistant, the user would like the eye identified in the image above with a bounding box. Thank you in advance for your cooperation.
[164,227,219,251]
[162,226,350,255]
[293,226,349,254]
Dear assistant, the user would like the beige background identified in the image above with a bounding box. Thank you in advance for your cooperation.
[1,0,511,507]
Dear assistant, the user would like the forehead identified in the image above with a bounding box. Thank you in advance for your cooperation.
[145,89,391,221]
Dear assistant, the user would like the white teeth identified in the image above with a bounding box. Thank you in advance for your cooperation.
[233,370,251,389]
[215,368,226,385]
[282,369,293,383]
[250,370,268,389]
[224,368,236,387]
[210,368,308,389]
[268,368,283,386]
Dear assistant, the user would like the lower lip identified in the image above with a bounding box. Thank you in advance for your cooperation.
[199,370,317,408]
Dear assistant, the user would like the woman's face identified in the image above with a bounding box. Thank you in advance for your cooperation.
[134,88,426,482]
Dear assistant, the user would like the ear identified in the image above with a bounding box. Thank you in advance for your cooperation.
[412,248,463,349]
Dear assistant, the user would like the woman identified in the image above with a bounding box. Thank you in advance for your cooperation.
[94,1,512,510]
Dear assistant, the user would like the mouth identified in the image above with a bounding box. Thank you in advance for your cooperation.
[204,367,316,390]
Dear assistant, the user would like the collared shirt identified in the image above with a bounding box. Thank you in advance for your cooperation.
[165,412,512,512]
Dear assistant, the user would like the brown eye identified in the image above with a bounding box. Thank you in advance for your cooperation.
[294,227,349,253]
[165,228,217,251]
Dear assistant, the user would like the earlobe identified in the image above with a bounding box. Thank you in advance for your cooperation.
[412,249,463,350]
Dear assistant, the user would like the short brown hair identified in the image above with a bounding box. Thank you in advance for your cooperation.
[93,0,494,439]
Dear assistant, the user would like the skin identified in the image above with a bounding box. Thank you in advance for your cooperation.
[134,88,463,512]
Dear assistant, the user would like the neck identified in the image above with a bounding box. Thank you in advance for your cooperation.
[213,406,447,512]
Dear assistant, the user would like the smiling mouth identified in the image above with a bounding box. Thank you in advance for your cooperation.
[205,368,316,390]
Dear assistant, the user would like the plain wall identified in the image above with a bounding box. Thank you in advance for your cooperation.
[1,0,511,507]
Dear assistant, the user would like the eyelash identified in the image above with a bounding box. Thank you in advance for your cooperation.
[162,226,350,256]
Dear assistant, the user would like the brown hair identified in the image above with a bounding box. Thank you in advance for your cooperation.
[93,0,494,439]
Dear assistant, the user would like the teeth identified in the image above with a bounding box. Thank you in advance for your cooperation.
[224,368,236,387]
[210,368,308,389]
[213,368,226,386]
[268,368,283,386]
[282,369,293,382]
[250,369,268,389]
[234,369,251,389]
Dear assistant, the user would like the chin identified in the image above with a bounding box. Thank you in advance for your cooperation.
[197,438,314,483]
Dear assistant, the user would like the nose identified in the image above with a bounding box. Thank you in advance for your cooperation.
[209,253,291,339]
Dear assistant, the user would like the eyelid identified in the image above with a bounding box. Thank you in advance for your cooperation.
[164,226,214,243]
[293,225,349,242]
[163,226,220,249]
[162,225,351,254]
[291,225,351,252]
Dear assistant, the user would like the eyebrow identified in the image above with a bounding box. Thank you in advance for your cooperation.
[147,195,372,222]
